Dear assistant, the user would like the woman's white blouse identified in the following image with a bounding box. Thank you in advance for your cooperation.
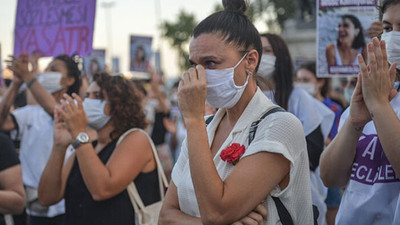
[172,88,314,225]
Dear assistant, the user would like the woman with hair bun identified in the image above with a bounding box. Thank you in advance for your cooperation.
[158,0,314,224]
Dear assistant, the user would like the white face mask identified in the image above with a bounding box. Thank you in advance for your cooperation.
[344,87,354,103]
[205,53,249,109]
[83,98,111,130]
[295,82,316,96]
[38,72,66,93]
[381,31,400,70]
[258,54,276,79]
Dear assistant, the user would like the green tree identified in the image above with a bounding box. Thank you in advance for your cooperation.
[213,0,296,32]
[253,0,296,31]
[160,10,197,71]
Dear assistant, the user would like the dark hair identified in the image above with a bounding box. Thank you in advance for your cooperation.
[192,0,262,72]
[298,61,331,98]
[337,15,366,50]
[54,54,81,95]
[93,72,147,139]
[260,33,293,110]
[90,58,100,73]
[136,45,146,62]
[380,0,400,17]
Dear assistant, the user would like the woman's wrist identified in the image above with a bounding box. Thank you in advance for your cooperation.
[347,119,365,133]
[53,144,69,152]
[22,71,38,83]
[183,116,206,128]
[26,77,37,88]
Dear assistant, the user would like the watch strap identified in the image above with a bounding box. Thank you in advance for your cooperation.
[71,132,90,149]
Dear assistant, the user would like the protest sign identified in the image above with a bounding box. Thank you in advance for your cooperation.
[83,49,106,82]
[129,35,152,72]
[317,0,379,77]
[14,0,96,57]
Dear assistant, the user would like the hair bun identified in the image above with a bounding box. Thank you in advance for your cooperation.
[222,0,248,15]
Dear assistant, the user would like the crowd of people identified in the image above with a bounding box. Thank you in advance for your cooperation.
[0,0,399,224]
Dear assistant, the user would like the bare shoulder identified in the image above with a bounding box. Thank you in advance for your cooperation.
[326,43,335,52]
[117,129,153,152]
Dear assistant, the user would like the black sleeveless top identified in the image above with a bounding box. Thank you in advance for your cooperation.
[65,139,161,225]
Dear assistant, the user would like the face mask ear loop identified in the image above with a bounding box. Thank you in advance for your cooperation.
[233,52,249,69]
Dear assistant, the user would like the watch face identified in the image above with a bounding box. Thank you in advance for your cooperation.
[78,133,90,142]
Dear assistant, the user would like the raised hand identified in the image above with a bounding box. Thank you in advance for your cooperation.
[178,65,207,123]
[53,106,73,148]
[5,54,36,83]
[365,21,383,38]
[348,73,371,130]
[29,51,42,73]
[58,93,88,138]
[358,38,398,112]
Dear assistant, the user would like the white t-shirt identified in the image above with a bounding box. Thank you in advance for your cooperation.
[335,93,400,225]
[13,105,65,217]
[172,88,314,225]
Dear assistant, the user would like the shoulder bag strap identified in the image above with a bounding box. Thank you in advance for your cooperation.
[247,107,296,225]
[271,197,294,225]
[248,107,285,145]
[117,128,168,213]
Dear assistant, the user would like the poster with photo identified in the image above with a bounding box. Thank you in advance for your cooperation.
[83,49,106,82]
[129,35,152,72]
[317,0,379,77]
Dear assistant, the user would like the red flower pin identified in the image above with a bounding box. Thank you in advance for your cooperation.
[220,143,245,165]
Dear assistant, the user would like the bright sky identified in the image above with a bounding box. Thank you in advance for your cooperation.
[0,0,227,78]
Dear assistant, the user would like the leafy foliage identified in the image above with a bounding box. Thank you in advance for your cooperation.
[160,10,197,71]
[160,1,298,72]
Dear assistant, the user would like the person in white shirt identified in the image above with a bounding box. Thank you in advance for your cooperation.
[320,1,400,224]
[257,33,335,225]
[0,54,81,225]
[158,0,314,224]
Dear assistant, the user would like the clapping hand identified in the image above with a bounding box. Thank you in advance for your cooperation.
[57,93,88,139]
[365,21,383,39]
[358,38,398,112]
[53,106,73,149]
[5,54,37,83]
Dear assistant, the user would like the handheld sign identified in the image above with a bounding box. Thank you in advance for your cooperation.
[317,0,379,77]
[129,35,152,72]
[83,49,106,82]
[14,0,96,57]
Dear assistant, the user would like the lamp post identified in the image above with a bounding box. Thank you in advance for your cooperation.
[101,1,115,65]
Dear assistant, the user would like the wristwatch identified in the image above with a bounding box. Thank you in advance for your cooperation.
[71,132,90,149]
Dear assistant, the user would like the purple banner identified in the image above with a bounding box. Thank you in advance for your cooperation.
[350,133,400,185]
[14,0,96,57]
